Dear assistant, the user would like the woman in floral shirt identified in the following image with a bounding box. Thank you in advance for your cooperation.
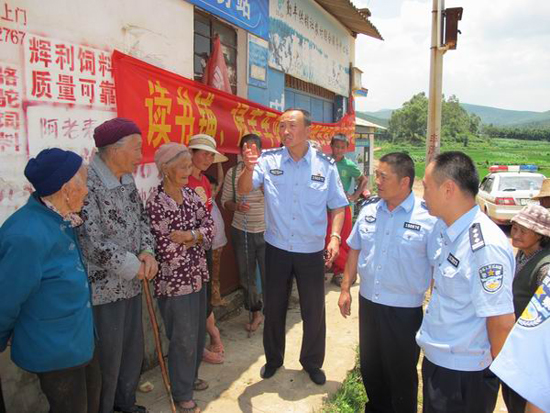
[146,142,213,413]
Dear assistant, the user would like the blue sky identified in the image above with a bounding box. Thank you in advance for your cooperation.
[353,0,550,113]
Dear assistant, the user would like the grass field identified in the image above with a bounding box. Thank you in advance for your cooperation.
[374,138,550,179]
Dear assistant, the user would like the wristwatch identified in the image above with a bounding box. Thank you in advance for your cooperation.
[330,233,342,243]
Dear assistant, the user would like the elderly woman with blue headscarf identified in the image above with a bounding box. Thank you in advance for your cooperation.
[0,148,99,413]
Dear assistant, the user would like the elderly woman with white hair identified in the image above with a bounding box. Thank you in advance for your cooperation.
[146,142,214,413]
[0,148,99,413]
[77,118,158,413]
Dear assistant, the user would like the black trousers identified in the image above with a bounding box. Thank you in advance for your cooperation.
[501,382,526,413]
[359,295,423,413]
[422,358,499,413]
[263,243,326,371]
[36,348,101,413]
[94,294,144,413]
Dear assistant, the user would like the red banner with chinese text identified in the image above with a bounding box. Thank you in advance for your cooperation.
[112,50,355,163]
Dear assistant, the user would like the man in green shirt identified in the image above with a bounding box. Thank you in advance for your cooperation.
[326,134,368,285]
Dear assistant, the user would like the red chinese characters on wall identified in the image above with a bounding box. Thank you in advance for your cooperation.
[0,63,22,152]
[24,34,115,108]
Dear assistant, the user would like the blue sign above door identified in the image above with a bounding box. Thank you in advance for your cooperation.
[188,0,269,40]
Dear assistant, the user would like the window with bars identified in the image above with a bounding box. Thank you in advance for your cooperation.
[193,10,238,94]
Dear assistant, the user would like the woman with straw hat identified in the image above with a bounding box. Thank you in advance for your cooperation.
[502,204,550,412]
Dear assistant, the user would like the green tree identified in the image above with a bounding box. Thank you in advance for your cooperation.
[388,92,428,144]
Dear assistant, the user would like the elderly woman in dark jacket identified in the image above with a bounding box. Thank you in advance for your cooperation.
[0,148,99,413]
[77,118,158,413]
[146,143,214,413]
[502,204,550,413]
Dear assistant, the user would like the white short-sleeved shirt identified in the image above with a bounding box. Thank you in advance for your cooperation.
[416,206,515,371]
[347,192,437,308]
[491,272,550,411]
[252,144,348,253]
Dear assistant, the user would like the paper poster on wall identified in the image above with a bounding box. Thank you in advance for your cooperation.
[268,0,351,96]
[26,106,115,162]
[247,34,268,89]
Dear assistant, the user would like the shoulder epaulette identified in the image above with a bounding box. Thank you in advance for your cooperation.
[361,196,381,207]
[469,222,486,252]
[315,150,335,165]
[261,147,283,155]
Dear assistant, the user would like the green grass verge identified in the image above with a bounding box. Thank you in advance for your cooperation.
[375,138,550,179]
[321,349,367,413]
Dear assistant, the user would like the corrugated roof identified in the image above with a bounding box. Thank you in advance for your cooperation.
[315,0,383,40]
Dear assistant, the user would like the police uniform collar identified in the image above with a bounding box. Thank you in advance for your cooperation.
[379,191,415,213]
[445,205,480,243]
[281,143,313,165]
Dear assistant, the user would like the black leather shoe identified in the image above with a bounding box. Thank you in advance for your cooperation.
[306,368,326,385]
[114,405,148,413]
[260,364,279,379]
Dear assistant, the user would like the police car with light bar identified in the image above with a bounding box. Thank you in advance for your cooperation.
[476,165,546,225]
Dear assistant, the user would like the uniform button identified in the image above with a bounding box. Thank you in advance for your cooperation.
[382,249,386,253]
[385,231,389,235]
[292,217,295,220]
[291,234,294,237]
[375,294,379,299]
[377,265,381,270]
[438,263,441,267]
[375,280,380,284]
[426,310,429,314]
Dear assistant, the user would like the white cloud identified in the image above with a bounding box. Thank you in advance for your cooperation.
[354,0,550,112]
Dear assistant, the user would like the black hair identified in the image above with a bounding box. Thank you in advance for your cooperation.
[239,133,262,150]
[282,108,312,126]
[541,235,550,248]
[330,134,349,146]
[432,151,479,198]
[205,174,218,187]
[379,152,415,190]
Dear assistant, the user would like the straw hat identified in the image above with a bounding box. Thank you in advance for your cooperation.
[532,178,550,200]
[188,134,228,163]
[511,204,550,237]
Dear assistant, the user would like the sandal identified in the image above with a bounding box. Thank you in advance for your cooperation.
[193,378,209,391]
[331,273,343,287]
[202,349,224,364]
[176,400,200,413]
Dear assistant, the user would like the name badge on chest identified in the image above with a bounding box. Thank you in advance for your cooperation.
[270,169,284,176]
[311,174,325,183]
[403,222,421,231]
[447,253,460,268]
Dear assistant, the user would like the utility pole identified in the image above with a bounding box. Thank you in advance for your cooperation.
[426,1,463,164]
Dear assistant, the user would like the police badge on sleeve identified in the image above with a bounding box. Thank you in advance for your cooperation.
[518,275,550,328]
[478,264,504,293]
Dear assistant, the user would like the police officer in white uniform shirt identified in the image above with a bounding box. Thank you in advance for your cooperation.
[338,152,437,412]
[238,108,348,385]
[417,151,516,412]
[491,270,550,413]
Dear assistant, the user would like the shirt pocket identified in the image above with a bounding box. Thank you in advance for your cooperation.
[435,262,467,299]
[391,229,426,259]
[359,223,376,248]
[265,174,287,198]
[305,181,327,205]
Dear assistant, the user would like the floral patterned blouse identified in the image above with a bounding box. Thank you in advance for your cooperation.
[77,155,155,305]
[146,184,213,298]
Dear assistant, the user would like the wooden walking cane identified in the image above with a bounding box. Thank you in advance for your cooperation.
[142,280,177,413]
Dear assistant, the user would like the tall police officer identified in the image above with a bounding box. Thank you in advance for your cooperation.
[338,152,437,412]
[238,108,348,385]
[417,151,516,412]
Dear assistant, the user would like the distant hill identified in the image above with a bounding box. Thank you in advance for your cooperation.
[360,103,550,128]
[460,103,550,127]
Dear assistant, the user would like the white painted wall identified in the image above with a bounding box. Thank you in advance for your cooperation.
[0,0,195,225]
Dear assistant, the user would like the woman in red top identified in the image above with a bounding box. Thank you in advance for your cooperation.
[188,134,228,365]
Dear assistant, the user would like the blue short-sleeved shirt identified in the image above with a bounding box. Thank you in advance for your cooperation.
[347,192,437,307]
[416,205,515,371]
[252,145,348,253]
[491,272,550,411]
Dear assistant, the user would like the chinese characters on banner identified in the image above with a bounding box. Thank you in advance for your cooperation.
[23,33,116,108]
[269,0,351,96]
[0,63,23,153]
[26,106,114,162]
[113,50,355,163]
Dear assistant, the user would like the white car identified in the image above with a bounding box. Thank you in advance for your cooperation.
[476,170,546,225]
